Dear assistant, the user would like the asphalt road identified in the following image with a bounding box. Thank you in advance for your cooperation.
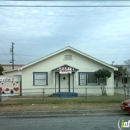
[0,114,129,130]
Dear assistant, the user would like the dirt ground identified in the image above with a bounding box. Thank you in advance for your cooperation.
[0,103,121,112]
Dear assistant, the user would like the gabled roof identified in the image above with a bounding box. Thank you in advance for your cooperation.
[6,46,117,72]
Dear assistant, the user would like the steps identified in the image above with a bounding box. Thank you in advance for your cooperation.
[53,92,78,97]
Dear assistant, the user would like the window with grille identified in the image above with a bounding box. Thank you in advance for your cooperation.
[79,72,98,85]
[88,73,97,83]
[33,72,48,85]
[79,72,87,85]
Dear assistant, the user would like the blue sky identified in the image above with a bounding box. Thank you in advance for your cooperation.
[0,1,130,65]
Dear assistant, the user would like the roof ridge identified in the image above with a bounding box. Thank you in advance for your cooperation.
[3,46,117,71]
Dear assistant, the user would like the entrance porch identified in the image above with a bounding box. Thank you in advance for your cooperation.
[52,64,78,97]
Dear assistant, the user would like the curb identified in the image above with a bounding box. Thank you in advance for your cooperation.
[0,109,127,118]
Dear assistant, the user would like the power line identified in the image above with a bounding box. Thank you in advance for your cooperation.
[0,53,129,56]
[0,53,39,57]
[1,5,130,7]
[15,53,39,57]
[1,7,129,16]
[0,45,11,62]
[0,0,129,2]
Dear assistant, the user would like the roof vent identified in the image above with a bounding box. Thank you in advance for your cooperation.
[64,55,72,60]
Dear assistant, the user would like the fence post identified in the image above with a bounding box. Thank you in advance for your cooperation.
[85,88,87,102]
[43,89,45,102]
[0,90,2,103]
[127,87,129,99]
[20,81,22,96]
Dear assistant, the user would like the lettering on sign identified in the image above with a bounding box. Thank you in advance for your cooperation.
[59,67,72,74]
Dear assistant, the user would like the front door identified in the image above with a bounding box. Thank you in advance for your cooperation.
[60,74,68,92]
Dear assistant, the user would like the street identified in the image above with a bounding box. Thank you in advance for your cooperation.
[0,114,129,130]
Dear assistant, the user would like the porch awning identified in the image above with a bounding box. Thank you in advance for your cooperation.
[52,64,79,74]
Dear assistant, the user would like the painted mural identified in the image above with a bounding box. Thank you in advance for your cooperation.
[0,76,20,96]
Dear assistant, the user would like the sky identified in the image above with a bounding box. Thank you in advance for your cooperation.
[0,1,130,65]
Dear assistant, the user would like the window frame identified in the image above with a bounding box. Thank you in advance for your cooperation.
[78,72,87,85]
[78,72,98,85]
[122,77,127,84]
[33,72,48,86]
[87,72,98,84]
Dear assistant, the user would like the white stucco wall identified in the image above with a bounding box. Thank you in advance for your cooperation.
[19,50,115,96]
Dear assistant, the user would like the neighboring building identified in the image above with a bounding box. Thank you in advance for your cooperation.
[4,46,117,96]
[2,64,24,71]
[114,65,130,88]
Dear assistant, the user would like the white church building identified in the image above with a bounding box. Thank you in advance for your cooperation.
[4,46,117,96]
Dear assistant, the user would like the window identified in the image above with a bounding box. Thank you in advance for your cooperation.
[79,72,97,85]
[33,72,48,85]
[98,78,107,85]
[88,73,97,83]
[122,77,127,84]
[99,78,106,83]
[79,72,87,85]
[64,55,72,60]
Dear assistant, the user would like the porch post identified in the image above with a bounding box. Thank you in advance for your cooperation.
[73,72,74,93]
[55,72,56,93]
[59,73,60,93]
[68,74,70,92]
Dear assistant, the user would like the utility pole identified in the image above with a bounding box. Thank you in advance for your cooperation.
[10,42,15,69]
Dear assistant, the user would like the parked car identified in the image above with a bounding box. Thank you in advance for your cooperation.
[120,99,130,113]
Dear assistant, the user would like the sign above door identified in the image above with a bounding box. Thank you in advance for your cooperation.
[52,64,79,74]
[59,67,72,74]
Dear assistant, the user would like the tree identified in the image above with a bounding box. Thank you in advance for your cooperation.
[114,65,129,98]
[114,65,129,86]
[124,59,130,65]
[0,64,4,75]
[94,68,111,96]
[114,69,122,87]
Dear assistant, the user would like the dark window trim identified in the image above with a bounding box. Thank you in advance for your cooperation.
[122,77,127,84]
[78,72,87,85]
[87,72,98,84]
[33,72,48,86]
[78,72,99,85]
[98,78,107,85]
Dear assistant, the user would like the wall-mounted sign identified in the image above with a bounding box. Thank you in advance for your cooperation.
[59,67,72,74]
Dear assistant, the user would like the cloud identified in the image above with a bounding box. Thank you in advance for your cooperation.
[1,1,130,64]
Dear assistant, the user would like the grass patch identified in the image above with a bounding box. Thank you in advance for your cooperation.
[0,93,126,105]
[86,93,125,103]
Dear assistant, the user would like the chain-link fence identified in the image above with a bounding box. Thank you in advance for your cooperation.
[0,87,128,104]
